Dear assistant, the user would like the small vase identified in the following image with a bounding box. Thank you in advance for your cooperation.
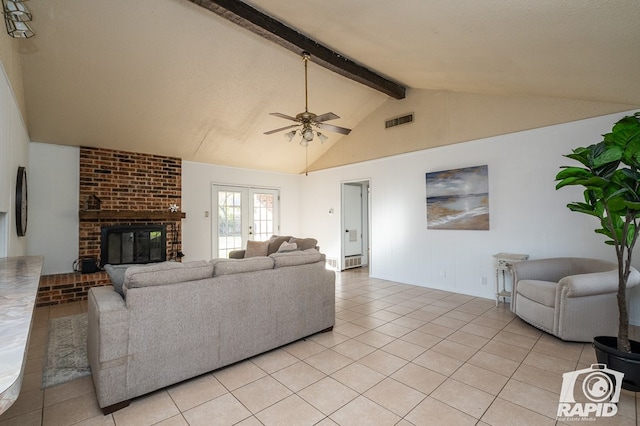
[593,336,640,392]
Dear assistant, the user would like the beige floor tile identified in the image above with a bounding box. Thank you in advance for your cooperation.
[375,322,412,338]
[492,330,538,350]
[332,339,376,361]
[151,415,188,426]
[282,338,327,360]
[467,350,520,377]
[250,348,299,374]
[498,379,560,419]
[353,330,395,348]
[405,309,441,322]
[481,397,556,426]
[167,373,227,412]
[0,389,43,421]
[460,322,500,339]
[271,361,325,392]
[44,375,96,407]
[369,310,402,322]
[305,349,353,375]
[532,337,584,362]
[443,310,477,322]
[511,364,562,394]
[482,339,530,363]
[182,393,251,426]
[400,330,442,350]
[431,339,478,362]
[232,376,292,414]
[384,304,416,316]
[256,394,325,426]
[389,315,426,330]
[364,377,426,417]
[333,323,369,339]
[213,360,266,391]
[331,363,386,393]
[405,396,477,426]
[522,351,577,376]
[234,416,264,426]
[335,309,364,322]
[502,320,543,339]
[43,391,106,426]
[0,408,42,426]
[308,330,350,348]
[350,315,387,329]
[447,330,490,349]
[451,363,509,395]
[412,349,464,376]
[431,378,494,419]
[72,414,116,426]
[358,350,408,376]
[418,304,451,315]
[417,322,456,338]
[381,339,426,361]
[471,315,511,330]
[329,395,400,426]
[391,362,447,395]
[297,377,358,415]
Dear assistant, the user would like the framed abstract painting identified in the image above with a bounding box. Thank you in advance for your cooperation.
[426,165,489,230]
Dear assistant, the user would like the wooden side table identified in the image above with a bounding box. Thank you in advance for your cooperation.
[494,252,529,306]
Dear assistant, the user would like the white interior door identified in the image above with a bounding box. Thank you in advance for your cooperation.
[343,184,363,256]
[212,185,279,258]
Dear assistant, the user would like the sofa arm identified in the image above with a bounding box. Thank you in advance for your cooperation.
[560,267,640,298]
[87,286,130,409]
[228,250,245,259]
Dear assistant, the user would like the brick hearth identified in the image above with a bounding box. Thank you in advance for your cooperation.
[36,147,183,306]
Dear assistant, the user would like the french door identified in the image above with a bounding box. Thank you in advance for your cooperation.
[212,185,279,258]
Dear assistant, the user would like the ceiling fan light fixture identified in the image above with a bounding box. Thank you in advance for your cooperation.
[317,132,328,143]
[2,0,32,22]
[284,130,297,142]
[302,127,314,142]
[4,16,33,37]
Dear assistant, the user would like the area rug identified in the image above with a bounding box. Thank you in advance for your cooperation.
[42,313,91,388]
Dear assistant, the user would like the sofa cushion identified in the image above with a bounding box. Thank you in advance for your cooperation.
[212,257,275,276]
[123,260,214,291]
[245,240,269,258]
[277,241,298,253]
[267,235,292,255]
[517,279,557,308]
[104,264,133,296]
[270,249,323,268]
[288,237,318,251]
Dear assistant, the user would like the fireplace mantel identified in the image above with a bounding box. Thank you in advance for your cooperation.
[79,210,186,221]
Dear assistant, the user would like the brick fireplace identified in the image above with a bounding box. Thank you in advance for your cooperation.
[37,147,184,306]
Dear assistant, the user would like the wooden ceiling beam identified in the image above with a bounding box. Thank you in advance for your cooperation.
[187,0,406,99]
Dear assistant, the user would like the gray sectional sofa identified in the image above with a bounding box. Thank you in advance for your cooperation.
[87,249,335,414]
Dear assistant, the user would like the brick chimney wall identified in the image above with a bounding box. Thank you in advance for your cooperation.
[37,147,183,306]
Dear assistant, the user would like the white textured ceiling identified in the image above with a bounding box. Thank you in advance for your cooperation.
[17,0,640,173]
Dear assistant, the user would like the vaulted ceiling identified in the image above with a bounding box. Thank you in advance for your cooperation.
[16,0,640,173]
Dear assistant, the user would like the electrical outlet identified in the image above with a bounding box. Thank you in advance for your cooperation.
[482,276,488,285]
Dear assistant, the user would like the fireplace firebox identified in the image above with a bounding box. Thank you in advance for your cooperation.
[100,225,166,267]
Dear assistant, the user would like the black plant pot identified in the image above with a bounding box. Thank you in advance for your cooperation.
[593,336,640,392]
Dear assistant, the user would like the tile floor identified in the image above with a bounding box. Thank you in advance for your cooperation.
[1,267,639,425]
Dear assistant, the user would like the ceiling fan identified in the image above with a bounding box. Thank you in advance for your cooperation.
[264,51,352,146]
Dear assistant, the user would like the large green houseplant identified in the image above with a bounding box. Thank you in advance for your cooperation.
[555,112,640,353]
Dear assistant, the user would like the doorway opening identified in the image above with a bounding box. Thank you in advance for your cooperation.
[341,180,370,271]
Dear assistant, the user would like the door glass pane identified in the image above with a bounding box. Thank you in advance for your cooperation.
[252,192,275,242]
[218,190,243,258]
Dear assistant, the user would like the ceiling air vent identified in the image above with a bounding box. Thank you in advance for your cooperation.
[385,113,414,129]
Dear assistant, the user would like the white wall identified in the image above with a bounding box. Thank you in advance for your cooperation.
[0,61,29,257]
[181,161,302,261]
[27,142,79,274]
[299,111,640,324]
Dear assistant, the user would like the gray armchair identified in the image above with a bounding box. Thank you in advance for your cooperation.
[510,257,640,342]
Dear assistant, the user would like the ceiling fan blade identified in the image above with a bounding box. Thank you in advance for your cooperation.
[314,112,340,123]
[264,124,300,135]
[269,112,299,122]
[317,122,352,135]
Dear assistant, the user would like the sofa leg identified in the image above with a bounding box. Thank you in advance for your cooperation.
[101,400,130,415]
[320,326,334,333]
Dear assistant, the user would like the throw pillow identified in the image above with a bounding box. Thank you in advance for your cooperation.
[277,241,298,252]
[103,264,131,296]
[288,237,318,251]
[245,240,269,258]
[267,235,292,255]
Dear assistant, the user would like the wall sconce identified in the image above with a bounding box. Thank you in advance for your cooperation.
[3,0,34,38]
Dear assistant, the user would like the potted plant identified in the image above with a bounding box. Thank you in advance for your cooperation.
[555,112,640,390]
